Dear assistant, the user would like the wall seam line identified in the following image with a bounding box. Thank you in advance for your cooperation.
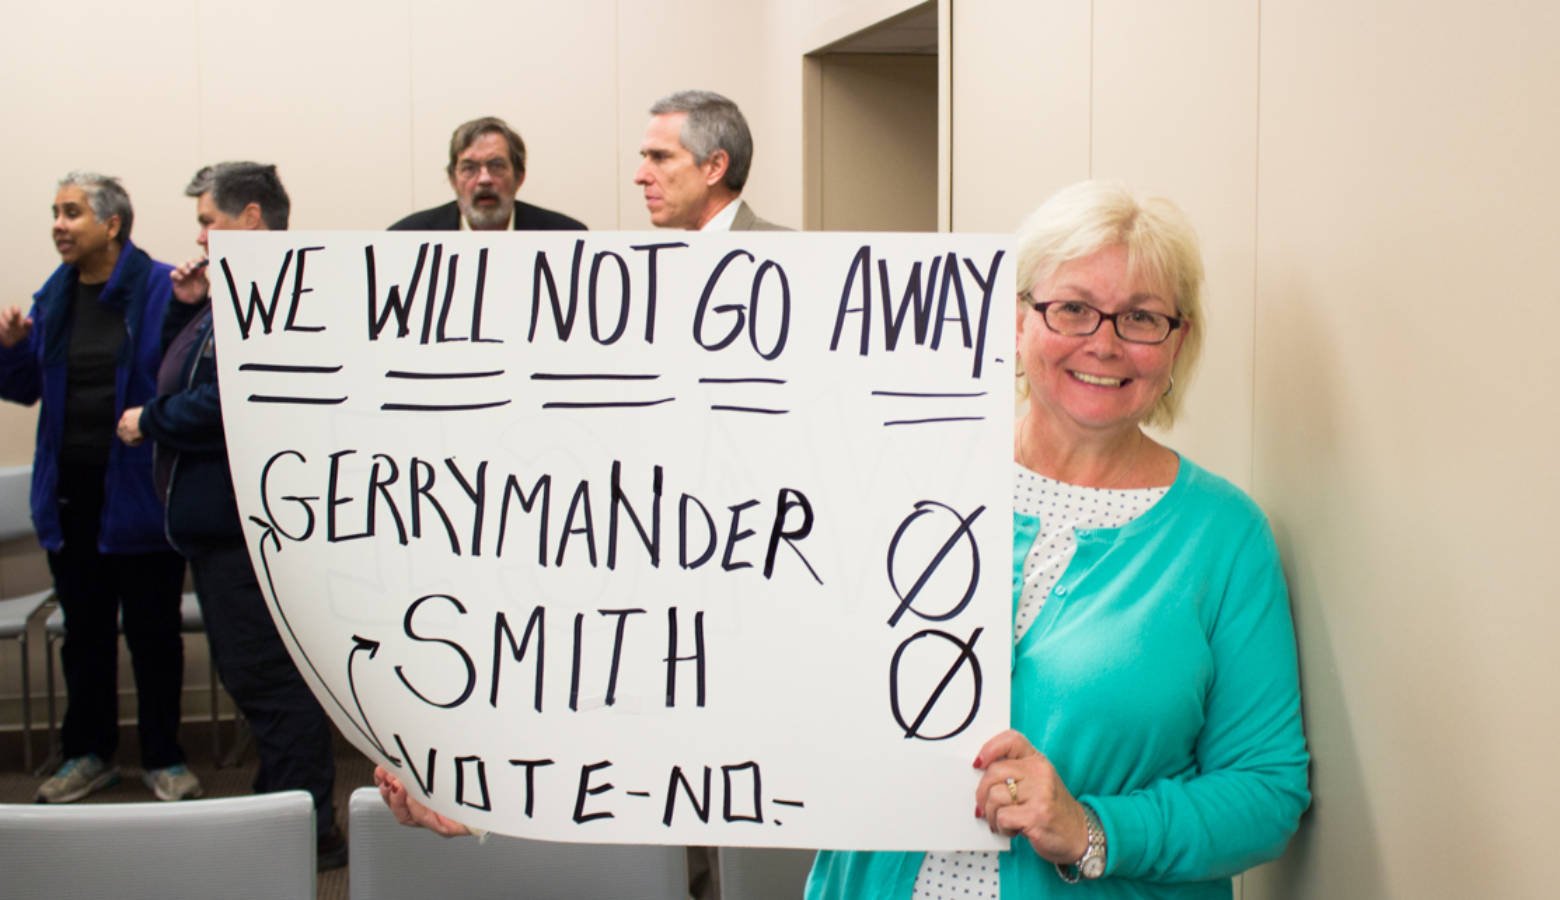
[406,0,416,214]
[194,1,205,164]
[1087,0,1095,177]
[1249,0,1264,494]
[614,0,622,229]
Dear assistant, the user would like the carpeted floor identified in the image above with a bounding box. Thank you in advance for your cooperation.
[0,720,374,900]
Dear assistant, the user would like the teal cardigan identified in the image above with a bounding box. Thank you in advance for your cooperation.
[807,457,1309,899]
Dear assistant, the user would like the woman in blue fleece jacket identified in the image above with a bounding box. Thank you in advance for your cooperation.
[807,182,1309,899]
[0,173,195,803]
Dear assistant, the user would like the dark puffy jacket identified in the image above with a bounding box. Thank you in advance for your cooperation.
[138,298,243,550]
[0,242,175,553]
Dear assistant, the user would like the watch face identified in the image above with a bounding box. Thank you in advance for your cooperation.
[1081,856,1106,879]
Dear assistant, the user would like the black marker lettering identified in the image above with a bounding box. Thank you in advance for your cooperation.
[496,474,550,565]
[221,249,293,340]
[722,761,764,823]
[396,594,476,709]
[367,453,407,546]
[259,450,316,542]
[608,460,662,569]
[443,457,487,556]
[326,450,371,542]
[662,765,712,825]
[283,246,326,332]
[508,758,555,817]
[599,608,646,706]
[721,499,760,572]
[678,493,717,570]
[588,250,631,344]
[409,457,460,555]
[573,761,615,823]
[366,243,427,340]
[454,756,491,811]
[491,607,545,712]
[665,607,706,708]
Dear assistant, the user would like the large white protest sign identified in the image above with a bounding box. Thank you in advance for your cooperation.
[207,230,1012,850]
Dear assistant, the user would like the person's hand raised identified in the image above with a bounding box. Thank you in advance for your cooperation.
[170,257,210,305]
[0,306,34,349]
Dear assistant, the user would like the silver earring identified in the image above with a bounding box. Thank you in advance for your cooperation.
[1163,375,1174,397]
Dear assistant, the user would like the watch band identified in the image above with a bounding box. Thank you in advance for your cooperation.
[1055,803,1107,884]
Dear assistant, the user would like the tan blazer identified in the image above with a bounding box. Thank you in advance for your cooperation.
[731,201,790,231]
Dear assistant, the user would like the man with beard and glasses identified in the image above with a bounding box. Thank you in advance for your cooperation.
[389,116,587,232]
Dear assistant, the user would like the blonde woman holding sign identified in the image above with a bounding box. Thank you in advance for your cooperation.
[807,181,1310,899]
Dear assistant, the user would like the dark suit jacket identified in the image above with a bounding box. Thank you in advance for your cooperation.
[388,199,587,231]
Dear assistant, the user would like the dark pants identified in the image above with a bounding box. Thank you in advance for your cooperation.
[48,463,188,768]
[186,538,336,835]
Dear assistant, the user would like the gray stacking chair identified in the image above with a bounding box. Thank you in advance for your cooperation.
[0,464,52,771]
[0,789,316,898]
[0,588,50,770]
[348,786,688,900]
[718,846,819,900]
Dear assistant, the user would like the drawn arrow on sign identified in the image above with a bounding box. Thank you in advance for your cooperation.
[248,515,402,769]
[347,634,401,764]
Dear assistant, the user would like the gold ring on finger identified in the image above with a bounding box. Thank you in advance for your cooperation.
[1005,777,1019,803]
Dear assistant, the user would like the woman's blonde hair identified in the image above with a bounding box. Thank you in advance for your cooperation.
[1014,180,1205,428]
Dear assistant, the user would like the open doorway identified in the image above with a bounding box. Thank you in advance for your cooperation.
[804,2,941,232]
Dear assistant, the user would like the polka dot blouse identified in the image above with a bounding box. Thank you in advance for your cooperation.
[910,463,1167,900]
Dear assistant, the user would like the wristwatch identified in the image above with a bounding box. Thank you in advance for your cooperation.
[1056,803,1107,883]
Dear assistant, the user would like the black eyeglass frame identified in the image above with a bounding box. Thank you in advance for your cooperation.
[1021,292,1184,345]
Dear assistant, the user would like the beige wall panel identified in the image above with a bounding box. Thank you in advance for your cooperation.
[0,540,50,598]
[1248,1,1560,897]
[1092,0,1258,489]
[817,54,938,231]
[195,1,413,232]
[0,408,34,467]
[0,2,201,466]
[406,0,618,230]
[613,0,913,232]
[950,0,1091,232]
[799,0,931,51]
[615,1,792,230]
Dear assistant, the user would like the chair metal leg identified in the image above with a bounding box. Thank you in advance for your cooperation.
[20,635,32,772]
[37,630,60,777]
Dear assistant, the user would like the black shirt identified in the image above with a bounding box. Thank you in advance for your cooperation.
[60,279,125,465]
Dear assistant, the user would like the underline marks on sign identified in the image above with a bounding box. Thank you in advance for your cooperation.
[700,375,789,416]
[385,369,505,380]
[239,362,347,405]
[533,371,674,410]
[247,395,348,405]
[239,363,343,374]
[381,400,513,412]
[872,389,989,427]
[381,367,511,411]
[543,398,676,409]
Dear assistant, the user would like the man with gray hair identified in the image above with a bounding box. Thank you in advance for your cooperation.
[635,89,786,231]
[118,161,346,870]
[390,116,586,232]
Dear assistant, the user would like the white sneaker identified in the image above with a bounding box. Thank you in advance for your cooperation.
[142,763,203,801]
[36,754,120,803]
